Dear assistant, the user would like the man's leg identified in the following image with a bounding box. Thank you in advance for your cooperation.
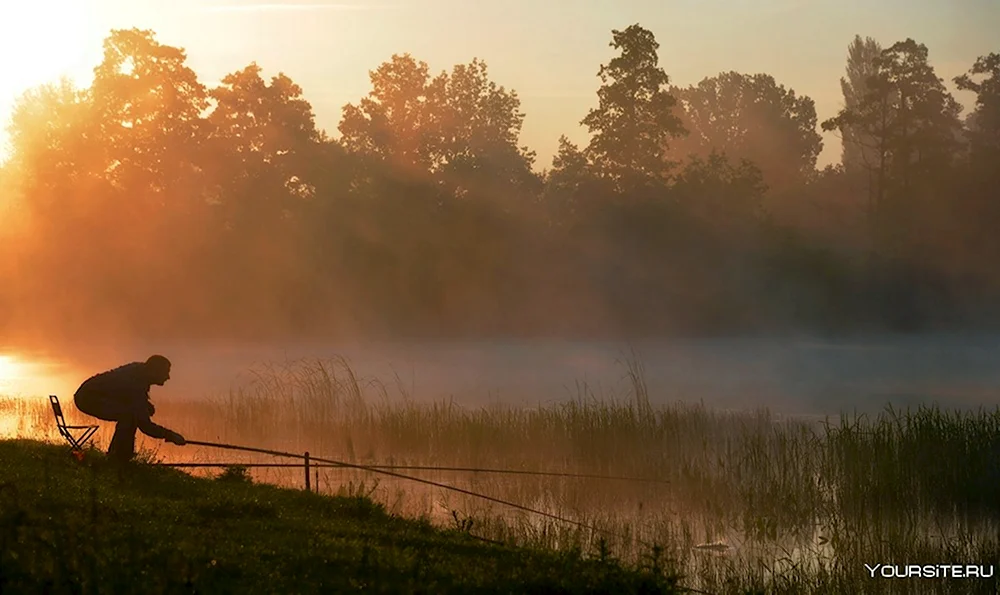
[77,392,148,461]
[74,391,120,423]
[107,416,138,463]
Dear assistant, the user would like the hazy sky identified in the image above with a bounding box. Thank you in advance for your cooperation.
[0,0,996,170]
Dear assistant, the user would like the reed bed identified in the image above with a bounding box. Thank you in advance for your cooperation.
[4,355,1000,593]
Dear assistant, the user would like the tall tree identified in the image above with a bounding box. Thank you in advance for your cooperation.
[667,72,822,195]
[339,53,438,177]
[207,62,323,227]
[429,58,538,198]
[84,29,216,332]
[5,79,101,214]
[546,136,590,196]
[955,53,1000,170]
[823,38,963,256]
[542,135,610,226]
[581,24,685,193]
[878,40,963,193]
[204,63,328,329]
[953,53,1000,294]
[544,136,591,207]
[839,36,883,174]
[90,28,208,204]
[339,54,537,199]
[4,79,130,336]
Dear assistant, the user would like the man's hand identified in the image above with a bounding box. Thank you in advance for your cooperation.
[166,431,186,446]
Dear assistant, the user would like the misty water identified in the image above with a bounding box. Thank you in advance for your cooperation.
[6,333,1000,414]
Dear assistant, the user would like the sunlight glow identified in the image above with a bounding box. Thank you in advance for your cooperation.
[0,353,80,399]
[0,355,24,393]
[0,1,100,160]
[0,1,98,89]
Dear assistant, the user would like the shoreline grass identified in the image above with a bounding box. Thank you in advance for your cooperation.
[5,356,1000,592]
[0,440,680,594]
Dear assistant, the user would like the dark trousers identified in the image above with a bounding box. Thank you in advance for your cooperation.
[74,394,158,462]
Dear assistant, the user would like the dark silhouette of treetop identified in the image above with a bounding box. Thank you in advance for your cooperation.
[581,24,685,193]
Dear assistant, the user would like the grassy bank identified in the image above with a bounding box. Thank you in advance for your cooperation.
[6,356,1000,593]
[0,440,680,594]
[191,358,1000,593]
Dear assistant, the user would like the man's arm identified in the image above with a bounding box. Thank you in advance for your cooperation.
[135,415,170,440]
[136,416,186,445]
[130,396,184,444]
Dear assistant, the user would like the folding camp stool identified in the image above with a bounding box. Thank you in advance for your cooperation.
[49,395,99,452]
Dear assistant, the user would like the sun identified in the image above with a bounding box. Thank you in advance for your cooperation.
[0,1,101,161]
[0,2,97,89]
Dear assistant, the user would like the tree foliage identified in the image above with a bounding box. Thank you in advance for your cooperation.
[207,62,323,224]
[339,54,537,199]
[91,28,208,202]
[339,54,438,174]
[581,24,685,193]
[667,72,822,195]
[955,53,1000,168]
[839,36,883,174]
[823,38,964,258]
[2,27,997,339]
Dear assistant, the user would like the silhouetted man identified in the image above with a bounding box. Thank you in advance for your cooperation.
[74,355,186,463]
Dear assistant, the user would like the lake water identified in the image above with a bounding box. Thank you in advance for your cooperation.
[5,334,1000,416]
[1,334,1000,415]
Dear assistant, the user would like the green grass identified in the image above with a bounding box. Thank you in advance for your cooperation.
[0,440,680,594]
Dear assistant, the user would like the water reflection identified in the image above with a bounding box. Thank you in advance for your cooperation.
[0,354,23,393]
[0,351,83,399]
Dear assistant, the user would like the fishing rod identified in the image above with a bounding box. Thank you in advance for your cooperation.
[184,439,650,544]
[181,438,715,595]
[364,465,671,484]
[178,442,670,484]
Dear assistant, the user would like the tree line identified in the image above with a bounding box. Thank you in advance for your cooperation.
[0,25,997,341]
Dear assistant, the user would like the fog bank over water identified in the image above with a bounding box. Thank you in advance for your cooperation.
[6,334,1000,416]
